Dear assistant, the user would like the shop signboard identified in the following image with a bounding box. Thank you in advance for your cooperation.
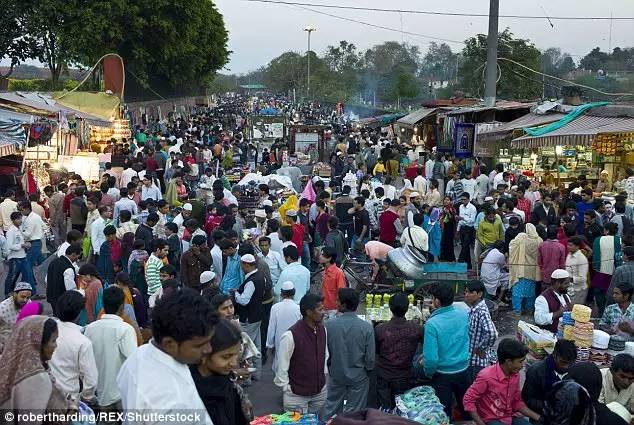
[57,153,100,182]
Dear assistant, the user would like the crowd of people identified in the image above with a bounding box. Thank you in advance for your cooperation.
[0,96,633,425]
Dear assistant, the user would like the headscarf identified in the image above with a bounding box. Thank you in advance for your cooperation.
[278,195,298,226]
[15,302,42,323]
[508,223,543,285]
[566,362,603,401]
[399,179,413,196]
[543,380,595,425]
[0,316,54,406]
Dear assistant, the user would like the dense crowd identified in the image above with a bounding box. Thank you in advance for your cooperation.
[0,96,633,425]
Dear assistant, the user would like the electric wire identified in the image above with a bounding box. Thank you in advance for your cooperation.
[244,0,634,21]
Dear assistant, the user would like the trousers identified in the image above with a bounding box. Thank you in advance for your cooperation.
[4,257,34,296]
[324,377,369,419]
[376,375,412,409]
[431,369,471,420]
[458,226,475,269]
[241,321,262,379]
[283,385,327,416]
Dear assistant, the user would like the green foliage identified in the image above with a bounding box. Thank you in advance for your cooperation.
[0,0,36,77]
[459,29,542,100]
[580,47,634,72]
[7,78,80,91]
[573,74,634,101]
[421,42,458,83]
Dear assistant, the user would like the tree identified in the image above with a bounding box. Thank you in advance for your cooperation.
[389,67,420,100]
[542,48,575,78]
[579,47,610,71]
[264,52,307,93]
[421,42,457,83]
[459,29,542,100]
[24,0,88,88]
[68,0,229,98]
[362,41,421,101]
[0,0,36,79]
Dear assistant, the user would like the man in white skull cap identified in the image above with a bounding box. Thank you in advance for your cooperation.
[266,281,301,372]
[534,269,572,333]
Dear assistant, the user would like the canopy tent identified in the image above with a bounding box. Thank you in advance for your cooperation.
[396,108,444,129]
[53,91,120,126]
[0,120,27,157]
[512,115,634,148]
[358,113,406,128]
[477,112,567,143]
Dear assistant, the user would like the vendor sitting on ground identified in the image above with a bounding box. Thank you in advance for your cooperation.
[599,353,634,412]
[522,339,577,415]
[599,282,634,338]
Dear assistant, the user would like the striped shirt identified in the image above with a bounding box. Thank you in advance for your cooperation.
[468,299,498,368]
[145,254,164,296]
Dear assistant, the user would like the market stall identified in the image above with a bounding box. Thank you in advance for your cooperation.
[288,124,329,164]
[511,104,634,187]
[395,107,449,149]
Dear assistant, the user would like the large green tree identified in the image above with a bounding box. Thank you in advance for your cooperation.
[24,0,89,88]
[362,41,421,101]
[459,29,542,100]
[263,51,307,94]
[0,0,36,79]
[421,42,457,83]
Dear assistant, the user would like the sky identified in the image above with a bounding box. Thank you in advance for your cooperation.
[215,0,634,74]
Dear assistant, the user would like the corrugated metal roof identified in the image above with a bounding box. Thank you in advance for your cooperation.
[512,115,634,148]
[478,112,567,137]
[446,100,535,116]
[396,108,442,127]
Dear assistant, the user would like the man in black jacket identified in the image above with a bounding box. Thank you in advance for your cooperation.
[521,339,577,415]
[531,192,559,226]
[135,212,158,250]
[46,245,82,316]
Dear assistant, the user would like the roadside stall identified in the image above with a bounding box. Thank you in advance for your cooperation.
[395,107,450,149]
[511,104,634,188]
[288,124,329,164]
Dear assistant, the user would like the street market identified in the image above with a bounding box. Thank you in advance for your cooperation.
[1,1,634,425]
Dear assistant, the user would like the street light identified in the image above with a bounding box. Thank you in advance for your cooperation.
[304,25,316,99]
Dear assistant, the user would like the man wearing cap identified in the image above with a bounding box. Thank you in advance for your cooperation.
[534,269,572,333]
[0,281,32,351]
[173,203,192,238]
[266,281,302,372]
[231,253,265,379]
[180,235,212,291]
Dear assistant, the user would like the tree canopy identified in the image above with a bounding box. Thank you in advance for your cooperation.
[1,0,229,97]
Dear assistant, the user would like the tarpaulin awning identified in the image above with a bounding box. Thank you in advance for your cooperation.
[512,115,634,148]
[477,112,567,143]
[396,108,443,128]
[53,91,120,123]
[359,113,406,127]
[445,100,535,116]
[0,120,27,157]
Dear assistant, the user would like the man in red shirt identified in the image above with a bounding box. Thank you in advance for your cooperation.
[320,246,346,319]
[515,186,532,224]
[378,199,402,247]
[464,338,541,425]
[287,210,305,260]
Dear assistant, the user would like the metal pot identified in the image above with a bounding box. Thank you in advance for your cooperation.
[387,245,427,280]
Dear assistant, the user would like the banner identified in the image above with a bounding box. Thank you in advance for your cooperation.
[454,123,475,158]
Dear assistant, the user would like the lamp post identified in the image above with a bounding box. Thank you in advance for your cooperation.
[304,25,316,100]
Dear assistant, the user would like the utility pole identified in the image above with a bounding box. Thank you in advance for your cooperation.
[484,0,499,107]
[304,26,316,100]
[608,11,613,53]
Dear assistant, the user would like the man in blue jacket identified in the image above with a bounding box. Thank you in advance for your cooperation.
[423,283,471,420]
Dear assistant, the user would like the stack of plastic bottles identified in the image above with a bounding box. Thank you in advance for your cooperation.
[394,386,449,425]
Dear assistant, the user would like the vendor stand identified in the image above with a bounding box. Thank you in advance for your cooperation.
[289,124,329,164]
[511,104,634,188]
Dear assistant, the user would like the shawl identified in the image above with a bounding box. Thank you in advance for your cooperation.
[440,204,456,230]
[83,278,104,324]
[592,235,622,275]
[278,195,298,226]
[15,302,42,323]
[0,316,67,411]
[299,181,316,203]
[508,223,543,286]
[220,254,245,294]
[423,211,441,258]
[127,249,149,273]
[543,380,595,425]
[164,178,182,207]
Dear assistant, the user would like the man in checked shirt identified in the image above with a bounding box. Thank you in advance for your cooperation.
[464,281,498,382]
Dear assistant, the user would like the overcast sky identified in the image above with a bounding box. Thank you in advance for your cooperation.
[215,0,634,74]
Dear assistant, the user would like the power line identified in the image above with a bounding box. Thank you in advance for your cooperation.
[498,57,634,96]
[244,0,634,21]
[289,4,465,45]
